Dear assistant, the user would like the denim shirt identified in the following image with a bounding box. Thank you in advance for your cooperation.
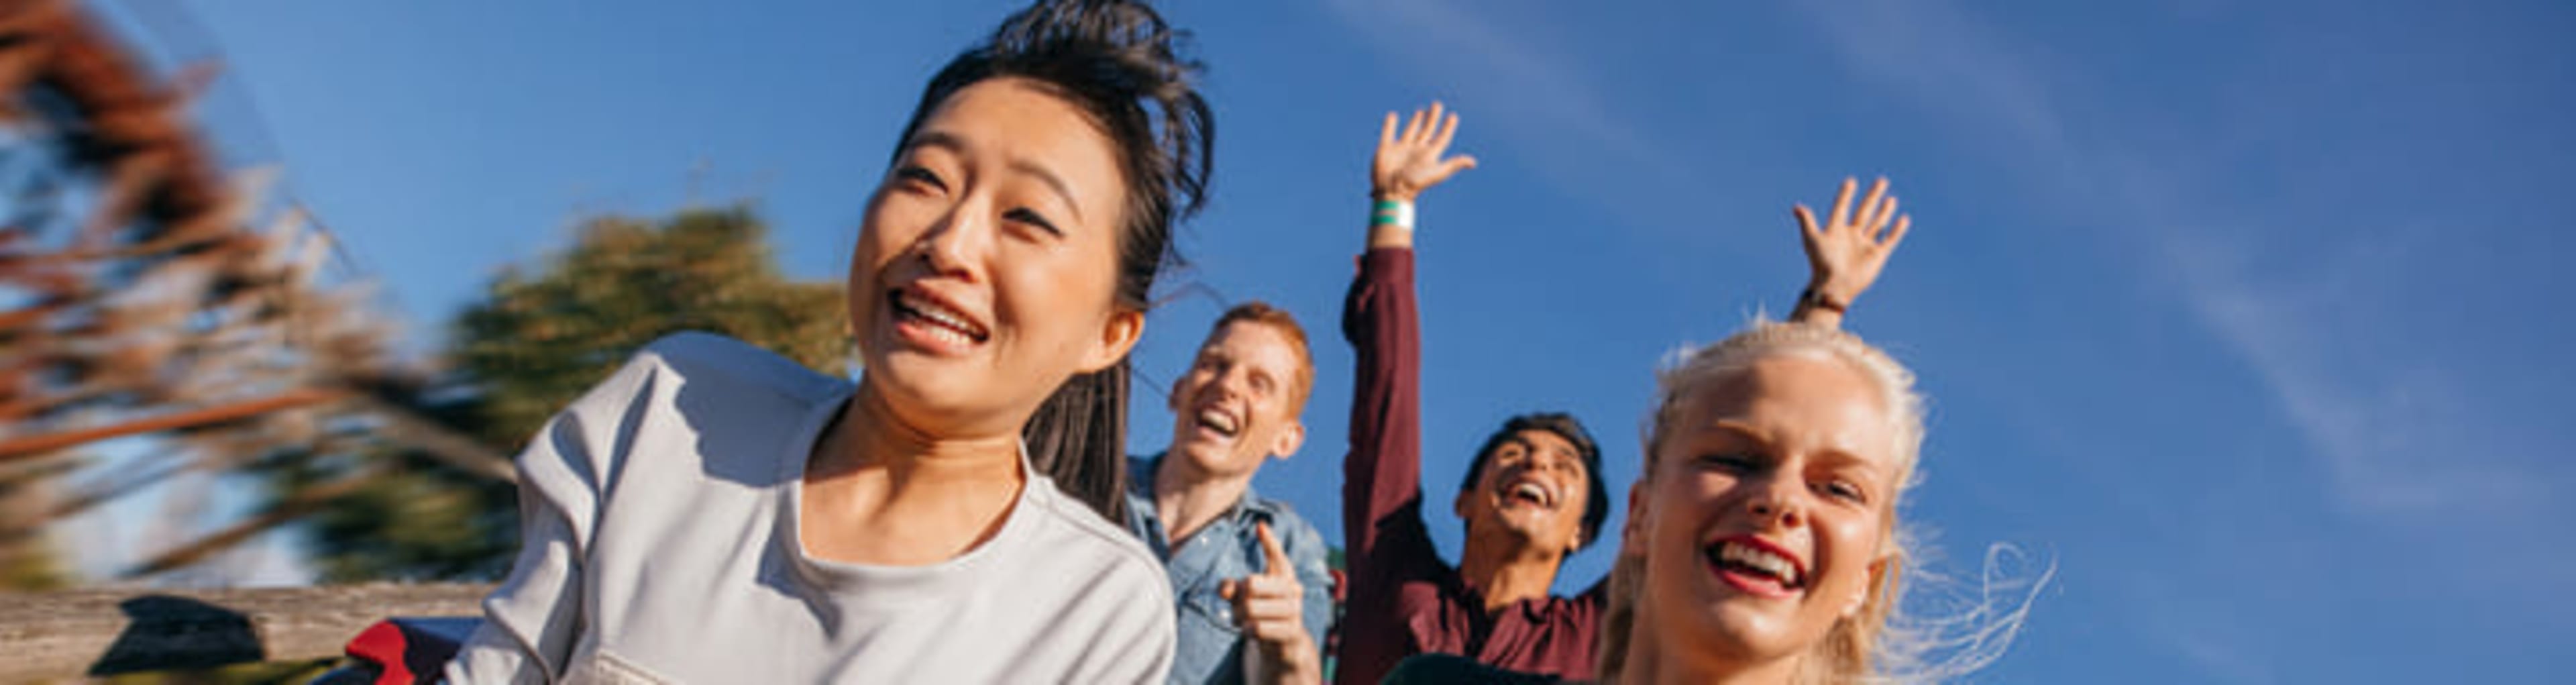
[1125,454,1336,685]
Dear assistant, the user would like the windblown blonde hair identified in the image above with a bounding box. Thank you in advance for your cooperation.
[1598,321,2040,684]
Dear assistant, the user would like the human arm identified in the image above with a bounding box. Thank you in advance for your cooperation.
[1336,101,1477,685]
[1087,570,1180,685]
[443,389,631,683]
[1790,176,1914,329]
[443,345,701,684]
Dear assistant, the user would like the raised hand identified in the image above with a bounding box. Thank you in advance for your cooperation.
[1372,101,1477,203]
[1792,176,1913,327]
[1218,522,1321,685]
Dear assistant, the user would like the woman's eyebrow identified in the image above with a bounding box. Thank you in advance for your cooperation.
[1007,158,1085,223]
[904,129,969,156]
[1706,419,1770,447]
[900,129,1084,223]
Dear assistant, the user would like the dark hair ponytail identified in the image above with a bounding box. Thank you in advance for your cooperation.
[1020,361,1132,521]
[894,0,1213,522]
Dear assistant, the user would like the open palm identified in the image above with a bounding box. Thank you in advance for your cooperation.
[1373,101,1476,201]
[1795,176,1913,309]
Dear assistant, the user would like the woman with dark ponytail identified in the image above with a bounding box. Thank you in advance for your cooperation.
[445,1,1212,681]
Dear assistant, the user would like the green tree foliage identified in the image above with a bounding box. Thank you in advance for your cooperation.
[284,205,847,582]
[453,205,848,445]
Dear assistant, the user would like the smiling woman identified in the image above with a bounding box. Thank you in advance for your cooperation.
[1587,319,2051,685]
[439,0,1212,682]
[1600,322,1925,684]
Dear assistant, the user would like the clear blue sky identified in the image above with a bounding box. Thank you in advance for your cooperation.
[132,0,2576,681]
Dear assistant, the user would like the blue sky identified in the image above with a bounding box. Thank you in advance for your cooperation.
[101,0,2575,680]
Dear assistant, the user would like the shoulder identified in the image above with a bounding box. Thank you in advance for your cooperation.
[528,333,843,493]
[633,331,846,404]
[1023,478,1170,593]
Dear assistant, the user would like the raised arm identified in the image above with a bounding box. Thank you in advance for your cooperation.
[1336,103,1477,685]
[1790,176,1913,329]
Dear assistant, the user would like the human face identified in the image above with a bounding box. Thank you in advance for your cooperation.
[1457,429,1592,558]
[1167,321,1307,480]
[849,78,1144,438]
[1626,353,1899,672]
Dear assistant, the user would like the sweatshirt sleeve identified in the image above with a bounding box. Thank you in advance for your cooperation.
[1075,559,1179,685]
[1336,247,1444,685]
[446,354,663,684]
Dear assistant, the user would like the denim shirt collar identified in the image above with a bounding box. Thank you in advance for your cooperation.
[1126,452,1271,542]
[1124,452,1309,685]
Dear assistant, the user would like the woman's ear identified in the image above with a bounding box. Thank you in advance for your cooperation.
[1079,308,1146,372]
[1621,480,1650,552]
[1846,551,1896,619]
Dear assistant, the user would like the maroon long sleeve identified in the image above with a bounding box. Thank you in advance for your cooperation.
[1336,248,1601,685]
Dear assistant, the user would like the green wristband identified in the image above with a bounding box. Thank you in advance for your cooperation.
[1371,199,1415,229]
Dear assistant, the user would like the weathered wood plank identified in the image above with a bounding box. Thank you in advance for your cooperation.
[0,582,492,682]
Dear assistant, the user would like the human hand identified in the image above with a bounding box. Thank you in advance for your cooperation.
[1793,176,1913,322]
[1219,522,1320,684]
[1371,101,1476,203]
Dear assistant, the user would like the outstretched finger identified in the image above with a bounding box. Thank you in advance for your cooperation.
[1380,112,1399,150]
[1431,112,1462,154]
[1828,177,1858,230]
[1426,101,1448,140]
[1882,214,1913,250]
[1403,107,1432,143]
[1856,177,1890,230]
[1793,205,1823,243]
[1255,521,1292,578]
[1870,195,1899,235]
[1427,154,1478,185]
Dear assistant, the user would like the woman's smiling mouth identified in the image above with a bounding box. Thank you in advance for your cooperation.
[890,287,990,350]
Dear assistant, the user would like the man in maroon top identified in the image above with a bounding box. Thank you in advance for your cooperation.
[1335,103,1905,684]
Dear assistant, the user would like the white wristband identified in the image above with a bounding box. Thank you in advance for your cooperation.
[1371,199,1415,229]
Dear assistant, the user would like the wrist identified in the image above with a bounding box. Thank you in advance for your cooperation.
[1798,283,1851,315]
[1371,197,1415,231]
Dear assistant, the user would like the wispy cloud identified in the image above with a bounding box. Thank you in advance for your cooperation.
[1324,0,2567,545]
[2158,233,2554,519]
[1789,0,2563,525]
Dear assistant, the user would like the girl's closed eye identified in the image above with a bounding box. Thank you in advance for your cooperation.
[1004,207,1063,237]
[894,165,947,192]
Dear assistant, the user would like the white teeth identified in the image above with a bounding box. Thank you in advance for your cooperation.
[1197,409,1240,437]
[1720,541,1803,585]
[1512,482,1550,506]
[898,293,985,340]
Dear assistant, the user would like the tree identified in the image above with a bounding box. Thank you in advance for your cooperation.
[277,204,849,581]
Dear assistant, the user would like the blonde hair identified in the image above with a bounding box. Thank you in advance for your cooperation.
[1599,321,2041,684]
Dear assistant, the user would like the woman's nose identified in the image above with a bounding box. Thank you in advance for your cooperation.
[1745,476,1807,529]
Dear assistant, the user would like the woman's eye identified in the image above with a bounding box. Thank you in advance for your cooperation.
[894,165,946,191]
[1004,207,1063,236]
[1821,480,1868,504]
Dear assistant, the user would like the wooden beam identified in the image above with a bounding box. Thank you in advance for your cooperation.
[0,582,492,680]
[0,387,345,462]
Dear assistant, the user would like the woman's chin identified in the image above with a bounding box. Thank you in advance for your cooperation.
[861,360,1052,435]
[1674,580,1812,664]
